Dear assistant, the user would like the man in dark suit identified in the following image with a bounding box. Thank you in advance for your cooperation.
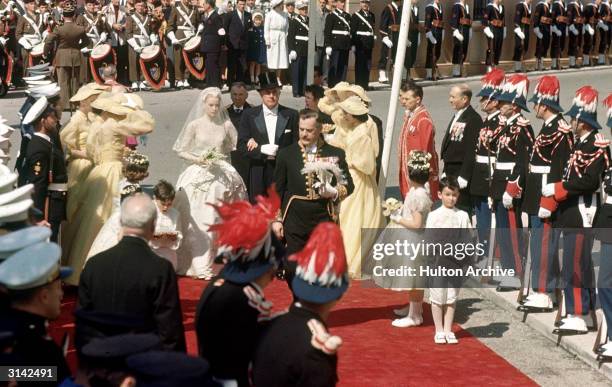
[78,194,186,352]
[237,72,299,202]
[225,0,250,83]
[199,0,225,87]
[440,84,483,213]
[226,82,252,192]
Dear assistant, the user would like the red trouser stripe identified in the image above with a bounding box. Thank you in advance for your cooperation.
[507,208,522,275]
[538,220,551,293]
[572,233,585,315]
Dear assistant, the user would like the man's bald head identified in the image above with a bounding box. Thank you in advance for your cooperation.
[120,194,157,239]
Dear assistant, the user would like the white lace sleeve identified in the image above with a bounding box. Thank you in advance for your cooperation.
[223,119,238,155]
[173,121,199,162]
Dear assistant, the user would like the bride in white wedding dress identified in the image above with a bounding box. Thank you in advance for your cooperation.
[173,87,247,279]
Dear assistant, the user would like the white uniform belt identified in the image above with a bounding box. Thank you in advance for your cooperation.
[295,35,308,41]
[476,155,495,164]
[48,183,68,192]
[133,34,147,39]
[23,34,39,39]
[177,26,192,30]
[529,164,551,174]
[332,30,350,35]
[495,162,515,171]
[356,31,373,36]
[606,195,612,205]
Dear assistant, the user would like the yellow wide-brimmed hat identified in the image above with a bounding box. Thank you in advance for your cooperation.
[69,84,109,103]
[338,95,369,116]
[91,92,134,116]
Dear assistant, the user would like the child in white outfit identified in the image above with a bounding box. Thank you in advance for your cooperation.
[425,176,472,345]
[150,180,183,270]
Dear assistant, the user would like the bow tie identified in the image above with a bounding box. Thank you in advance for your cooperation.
[265,111,277,117]
[234,107,243,113]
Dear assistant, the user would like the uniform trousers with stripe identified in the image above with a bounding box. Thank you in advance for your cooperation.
[561,230,595,316]
[550,28,567,59]
[486,26,504,66]
[354,46,372,90]
[598,242,612,340]
[327,49,349,88]
[473,196,492,254]
[528,215,560,293]
[425,29,443,69]
[290,55,307,97]
[495,201,525,277]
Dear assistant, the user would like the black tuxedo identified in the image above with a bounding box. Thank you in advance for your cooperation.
[227,102,252,189]
[199,10,224,86]
[225,9,251,83]
[441,105,482,211]
[78,236,186,352]
[237,105,299,201]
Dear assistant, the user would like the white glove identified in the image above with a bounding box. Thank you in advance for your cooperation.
[0,37,7,47]
[218,28,226,36]
[406,39,412,47]
[197,23,204,33]
[80,47,91,54]
[382,36,393,48]
[487,197,493,210]
[426,31,437,44]
[484,26,494,39]
[453,29,464,42]
[18,37,32,50]
[42,30,49,40]
[586,24,595,36]
[127,37,139,50]
[598,20,608,31]
[351,45,356,53]
[390,212,402,224]
[325,46,332,56]
[7,0,14,7]
[440,172,446,179]
[289,50,297,61]
[502,192,514,209]
[150,33,158,44]
[260,144,279,157]
[319,183,338,200]
[458,176,468,190]
[503,27,507,39]
[534,26,544,39]
[135,46,143,54]
[569,24,579,36]
[99,32,108,42]
[514,26,525,40]
[538,207,552,219]
[167,31,180,46]
[541,183,555,197]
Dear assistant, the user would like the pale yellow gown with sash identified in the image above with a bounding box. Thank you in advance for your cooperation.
[339,118,385,278]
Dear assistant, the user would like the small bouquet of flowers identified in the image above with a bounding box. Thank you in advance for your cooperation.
[301,158,346,190]
[198,148,225,166]
[382,197,402,217]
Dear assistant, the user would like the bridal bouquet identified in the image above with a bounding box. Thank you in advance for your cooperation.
[301,158,347,188]
[198,148,225,166]
[382,197,402,217]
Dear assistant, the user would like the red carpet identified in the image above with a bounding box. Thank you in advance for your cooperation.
[51,278,535,386]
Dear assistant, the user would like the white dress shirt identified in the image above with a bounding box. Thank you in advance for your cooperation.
[263,104,279,144]
[449,107,468,130]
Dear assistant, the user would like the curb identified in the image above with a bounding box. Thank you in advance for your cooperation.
[466,278,612,381]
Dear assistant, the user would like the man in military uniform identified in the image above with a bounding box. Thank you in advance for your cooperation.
[288,1,308,98]
[286,0,296,19]
[252,222,348,387]
[483,0,506,72]
[104,0,129,85]
[1,0,22,85]
[598,0,611,65]
[424,0,443,80]
[167,0,199,88]
[225,0,249,84]
[567,0,585,68]
[196,191,283,386]
[198,0,224,88]
[351,0,374,90]
[513,0,532,72]
[550,0,568,70]
[583,0,600,66]
[491,74,535,290]
[21,96,67,242]
[44,2,88,111]
[377,0,401,84]
[450,0,472,77]
[541,86,607,333]
[324,0,351,88]
[534,0,553,70]
[0,241,73,383]
[126,0,157,90]
[520,76,573,310]
[77,0,109,83]
[15,0,43,76]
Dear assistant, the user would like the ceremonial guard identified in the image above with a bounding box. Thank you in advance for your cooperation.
[286,0,296,20]
[350,0,375,90]
[513,0,532,72]
[550,0,568,70]
[252,222,348,387]
[534,0,553,71]
[567,0,585,68]
[483,0,506,72]
[594,93,612,357]
[441,84,483,213]
[424,0,443,81]
[471,69,505,251]
[0,241,73,384]
[541,86,608,333]
[167,0,200,88]
[324,0,351,88]
[225,0,250,84]
[198,0,225,88]
[491,74,535,290]
[44,2,89,111]
[104,0,129,85]
[0,0,20,84]
[196,189,283,386]
[15,0,43,75]
[598,0,611,65]
[450,0,472,78]
[21,96,67,242]
[288,1,308,97]
[76,0,108,83]
[583,0,599,66]
[126,0,157,90]
[377,0,401,84]
[406,0,419,77]
[521,76,573,310]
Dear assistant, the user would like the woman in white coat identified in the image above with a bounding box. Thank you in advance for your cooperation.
[264,0,289,82]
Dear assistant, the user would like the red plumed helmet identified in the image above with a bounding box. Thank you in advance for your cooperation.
[481,68,505,89]
[209,185,280,258]
[574,86,598,113]
[534,75,560,99]
[290,222,347,287]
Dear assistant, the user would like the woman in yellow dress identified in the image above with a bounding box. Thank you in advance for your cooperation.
[336,96,384,278]
[63,93,154,285]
